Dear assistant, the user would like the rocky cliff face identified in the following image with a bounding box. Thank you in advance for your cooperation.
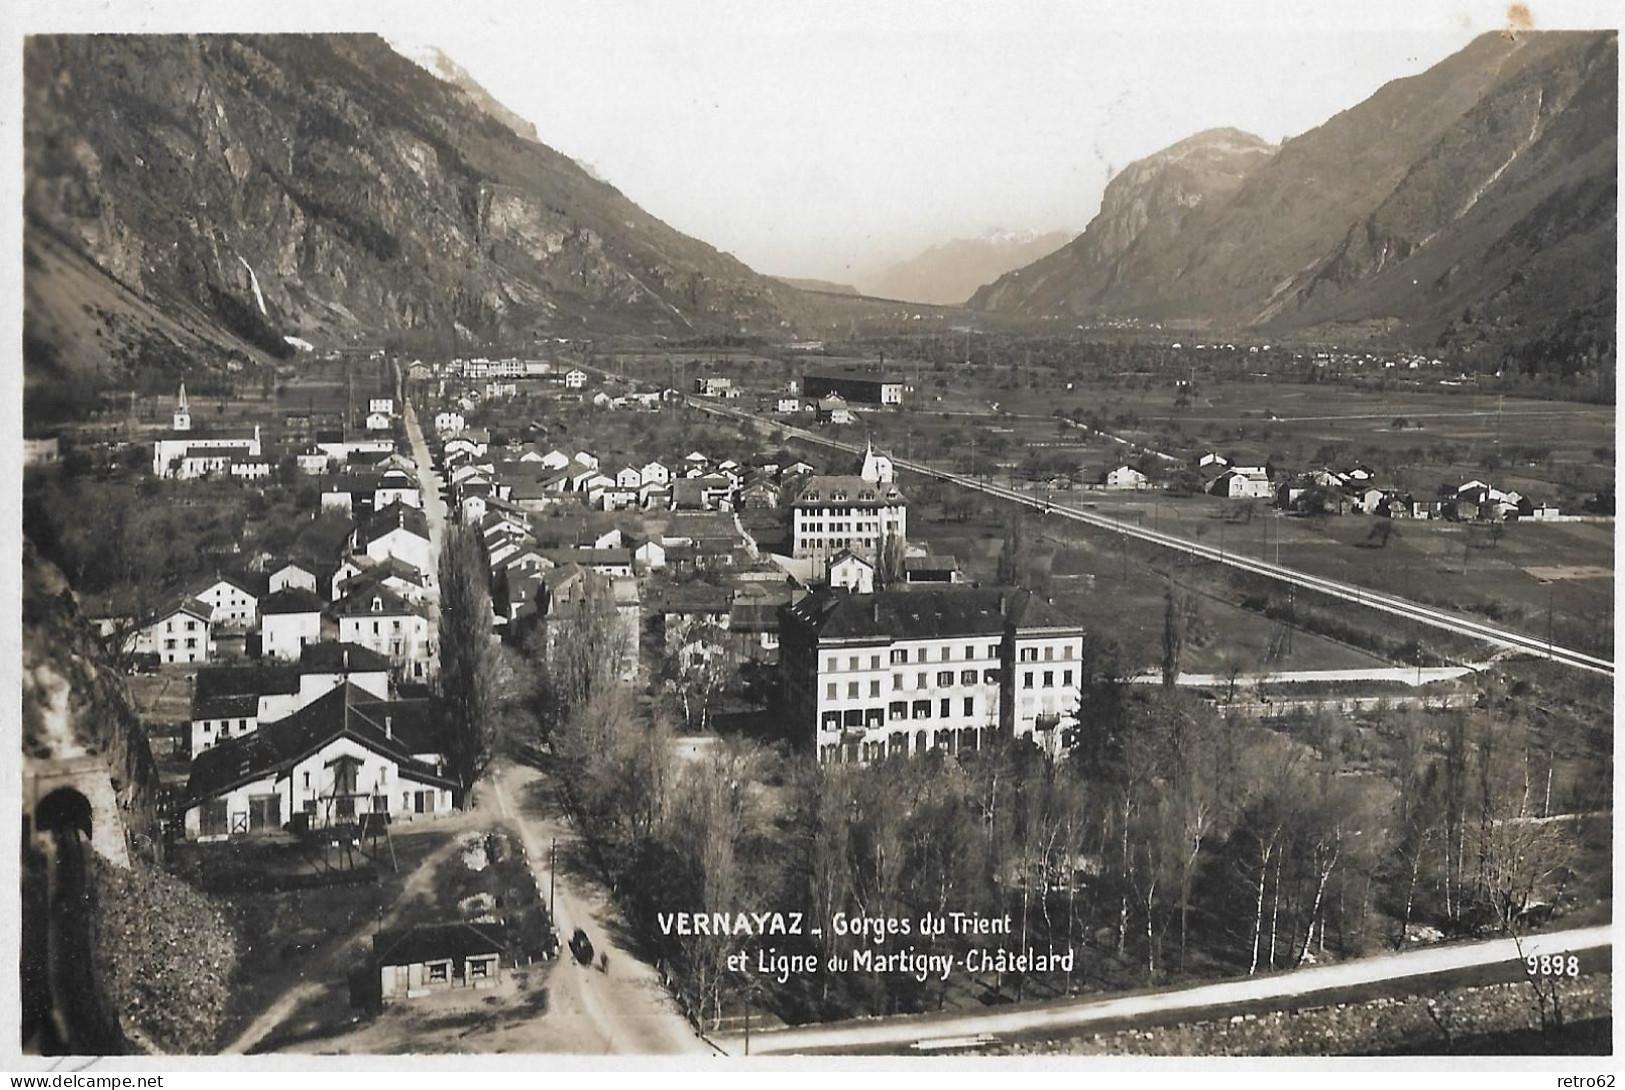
[969,130,1273,315]
[24,35,800,417]
[971,31,1617,365]
[22,539,165,857]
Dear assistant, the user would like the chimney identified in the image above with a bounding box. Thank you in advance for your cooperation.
[998,593,1007,616]
[872,599,880,624]
[342,648,350,672]
[385,715,393,740]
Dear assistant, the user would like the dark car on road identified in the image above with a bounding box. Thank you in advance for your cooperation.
[569,928,594,965]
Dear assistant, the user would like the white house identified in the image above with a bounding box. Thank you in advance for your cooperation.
[564,369,588,389]
[354,503,433,579]
[826,549,876,593]
[269,561,320,596]
[434,411,466,436]
[190,575,260,630]
[1102,465,1149,491]
[134,597,216,664]
[633,540,667,571]
[375,469,422,510]
[369,398,395,416]
[640,461,671,487]
[335,587,435,680]
[259,589,325,662]
[366,411,392,432]
[178,682,457,839]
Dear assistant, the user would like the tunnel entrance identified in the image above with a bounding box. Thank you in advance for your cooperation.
[35,788,93,842]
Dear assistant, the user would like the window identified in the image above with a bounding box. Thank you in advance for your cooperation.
[1063,645,1075,660]
[1043,671,1054,688]
[916,673,927,690]
[1044,646,1054,661]
[870,654,881,670]
[469,956,493,979]
[936,671,954,687]
[201,799,229,837]
[202,721,212,733]
[890,649,907,664]
[1019,647,1038,662]
[960,669,978,685]
[1023,672,1034,690]
[238,719,247,731]
[916,648,928,663]
[940,698,951,718]
[848,655,859,672]
[965,645,976,660]
[427,961,450,984]
[889,701,909,720]
[827,656,838,673]
[964,697,975,716]
[1063,670,1074,686]
[843,709,864,727]
[826,683,837,699]
[912,699,931,719]
[186,638,197,649]
[988,644,998,658]
[869,680,881,698]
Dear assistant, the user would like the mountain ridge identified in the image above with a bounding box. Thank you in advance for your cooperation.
[969,30,1617,371]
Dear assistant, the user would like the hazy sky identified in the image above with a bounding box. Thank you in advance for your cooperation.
[12,0,1622,283]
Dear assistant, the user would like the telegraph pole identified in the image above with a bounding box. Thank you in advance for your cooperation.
[549,837,556,922]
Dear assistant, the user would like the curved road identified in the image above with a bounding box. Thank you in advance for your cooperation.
[677,395,1612,677]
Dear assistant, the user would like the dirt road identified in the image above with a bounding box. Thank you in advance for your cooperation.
[489,762,713,1055]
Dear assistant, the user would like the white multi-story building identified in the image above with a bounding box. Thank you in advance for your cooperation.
[260,589,325,662]
[779,587,1084,765]
[335,587,435,680]
[790,475,907,566]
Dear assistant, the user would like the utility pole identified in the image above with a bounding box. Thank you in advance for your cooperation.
[549,837,556,922]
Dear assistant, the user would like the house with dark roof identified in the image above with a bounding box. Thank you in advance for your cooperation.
[178,682,457,840]
[133,596,215,664]
[779,586,1084,765]
[189,643,393,754]
[353,502,432,576]
[189,573,264,630]
[374,922,504,1001]
[260,588,327,662]
[335,586,435,680]
[790,475,907,565]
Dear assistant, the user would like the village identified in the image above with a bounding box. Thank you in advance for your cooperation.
[18,337,1614,1053]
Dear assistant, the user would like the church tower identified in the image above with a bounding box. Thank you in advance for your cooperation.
[172,381,192,432]
[858,439,894,485]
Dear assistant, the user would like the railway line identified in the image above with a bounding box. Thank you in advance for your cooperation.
[679,395,1614,678]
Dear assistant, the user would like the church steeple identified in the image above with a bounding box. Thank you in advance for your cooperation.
[173,381,191,432]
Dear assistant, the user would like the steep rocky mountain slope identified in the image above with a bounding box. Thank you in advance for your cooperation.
[971,31,1617,365]
[24,35,801,420]
[862,229,1075,306]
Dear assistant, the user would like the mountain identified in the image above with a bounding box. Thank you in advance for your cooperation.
[971,31,1617,367]
[24,34,801,421]
[387,40,540,142]
[863,229,1074,306]
[775,276,861,296]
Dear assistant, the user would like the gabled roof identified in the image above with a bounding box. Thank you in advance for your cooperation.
[190,572,264,600]
[261,588,327,616]
[790,475,906,507]
[181,683,455,807]
[785,586,1080,642]
[373,922,504,967]
[298,641,392,675]
[191,664,299,719]
[333,585,424,618]
[357,501,430,545]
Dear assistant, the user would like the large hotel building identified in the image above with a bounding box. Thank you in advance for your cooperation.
[779,586,1084,764]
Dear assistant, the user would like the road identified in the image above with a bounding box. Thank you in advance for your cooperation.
[676,395,1613,677]
[401,396,448,605]
[721,924,1611,1055]
[489,762,713,1055]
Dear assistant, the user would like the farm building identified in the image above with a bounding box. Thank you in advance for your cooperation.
[804,369,904,406]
